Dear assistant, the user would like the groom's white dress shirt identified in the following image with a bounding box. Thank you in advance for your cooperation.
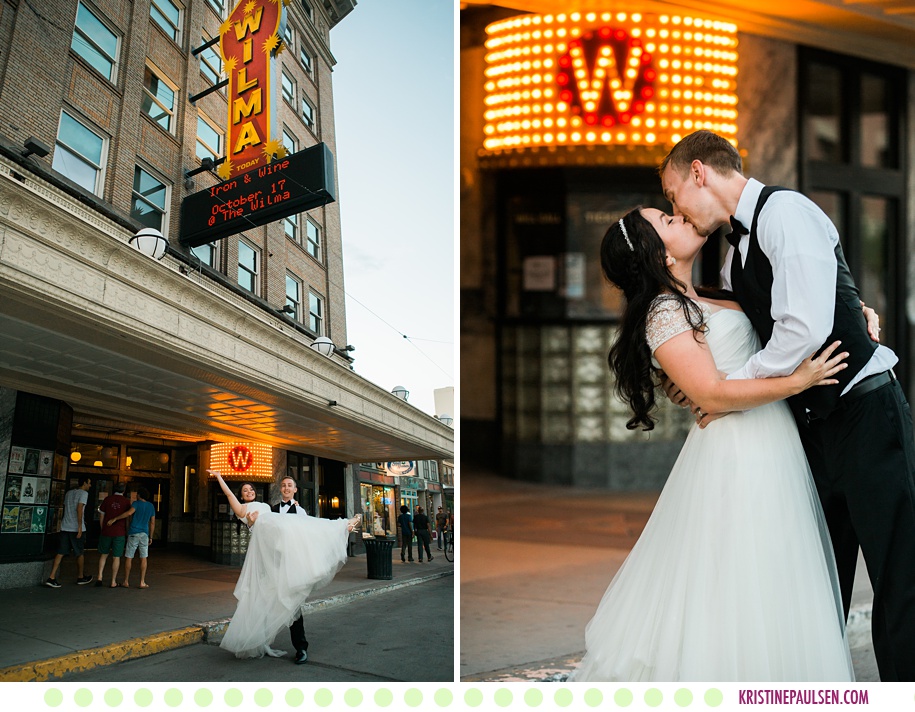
[721,178,897,393]
[279,500,309,517]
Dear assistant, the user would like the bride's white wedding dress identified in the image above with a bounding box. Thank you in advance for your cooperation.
[220,501,351,659]
[571,296,854,682]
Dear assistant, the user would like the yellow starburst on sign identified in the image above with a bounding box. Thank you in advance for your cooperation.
[218,19,232,38]
[224,55,238,73]
[217,160,234,181]
[244,1,257,16]
[275,40,287,57]
[283,0,291,7]
[262,33,281,55]
[262,140,285,162]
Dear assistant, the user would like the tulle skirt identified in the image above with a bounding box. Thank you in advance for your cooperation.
[220,511,351,659]
[571,402,854,682]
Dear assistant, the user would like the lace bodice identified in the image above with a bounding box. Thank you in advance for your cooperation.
[646,295,706,353]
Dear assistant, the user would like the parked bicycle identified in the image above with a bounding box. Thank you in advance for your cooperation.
[444,527,454,562]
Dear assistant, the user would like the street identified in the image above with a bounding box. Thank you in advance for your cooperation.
[58,576,453,682]
[460,469,879,682]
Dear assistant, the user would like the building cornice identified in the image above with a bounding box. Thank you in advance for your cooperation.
[0,155,452,462]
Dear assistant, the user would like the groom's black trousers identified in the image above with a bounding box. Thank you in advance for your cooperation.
[290,614,308,653]
[796,378,915,681]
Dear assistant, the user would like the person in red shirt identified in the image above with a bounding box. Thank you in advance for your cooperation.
[96,482,131,588]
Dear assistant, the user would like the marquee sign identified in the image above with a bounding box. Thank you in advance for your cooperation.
[483,12,738,152]
[179,143,335,247]
[218,0,286,181]
[209,442,274,481]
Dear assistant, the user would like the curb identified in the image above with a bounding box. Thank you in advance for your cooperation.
[0,627,204,682]
[0,569,452,682]
[462,603,873,683]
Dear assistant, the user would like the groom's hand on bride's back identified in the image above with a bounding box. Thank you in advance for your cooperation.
[660,372,691,408]
[861,301,881,343]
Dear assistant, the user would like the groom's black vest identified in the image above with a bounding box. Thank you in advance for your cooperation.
[729,186,876,420]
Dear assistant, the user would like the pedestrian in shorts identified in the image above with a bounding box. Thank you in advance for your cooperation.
[45,477,93,587]
[121,487,156,589]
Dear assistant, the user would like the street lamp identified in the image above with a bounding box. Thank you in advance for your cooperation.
[310,336,335,357]
[392,385,409,401]
[129,227,168,260]
[438,413,453,426]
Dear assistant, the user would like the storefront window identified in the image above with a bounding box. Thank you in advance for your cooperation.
[126,447,170,472]
[360,483,395,539]
[804,62,843,163]
[287,451,316,515]
[70,442,118,468]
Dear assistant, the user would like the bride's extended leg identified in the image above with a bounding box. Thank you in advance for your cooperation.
[347,513,362,532]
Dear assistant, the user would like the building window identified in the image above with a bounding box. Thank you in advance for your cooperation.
[283,23,294,50]
[141,65,177,133]
[285,273,301,320]
[284,212,299,241]
[196,114,222,162]
[305,217,321,260]
[308,291,324,335]
[199,35,223,85]
[131,166,169,233]
[302,97,315,131]
[282,72,295,106]
[150,0,182,43]
[800,46,908,387]
[300,45,313,76]
[191,242,216,267]
[53,111,106,195]
[360,483,395,539]
[71,2,119,82]
[282,127,298,156]
[205,0,224,18]
[287,452,315,514]
[238,239,259,293]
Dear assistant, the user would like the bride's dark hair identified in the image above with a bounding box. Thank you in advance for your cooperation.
[602,209,706,431]
[236,482,257,534]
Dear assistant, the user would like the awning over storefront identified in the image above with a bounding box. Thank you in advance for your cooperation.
[0,157,453,463]
[462,0,915,69]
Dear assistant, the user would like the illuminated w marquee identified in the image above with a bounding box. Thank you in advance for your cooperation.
[556,27,656,127]
[209,442,274,481]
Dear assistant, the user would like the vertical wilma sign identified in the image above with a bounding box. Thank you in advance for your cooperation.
[218,0,287,180]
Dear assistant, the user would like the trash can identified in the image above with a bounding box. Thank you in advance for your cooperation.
[364,537,394,580]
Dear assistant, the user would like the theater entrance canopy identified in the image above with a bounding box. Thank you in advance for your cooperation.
[0,156,452,463]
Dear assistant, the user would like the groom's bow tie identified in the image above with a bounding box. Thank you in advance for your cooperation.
[725,216,748,248]
[280,501,292,508]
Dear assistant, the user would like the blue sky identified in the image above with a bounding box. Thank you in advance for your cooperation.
[330,0,454,418]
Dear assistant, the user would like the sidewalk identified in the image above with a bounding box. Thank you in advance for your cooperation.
[460,469,878,682]
[0,546,453,681]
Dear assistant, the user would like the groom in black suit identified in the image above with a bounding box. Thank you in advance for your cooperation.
[658,130,915,681]
[273,475,310,664]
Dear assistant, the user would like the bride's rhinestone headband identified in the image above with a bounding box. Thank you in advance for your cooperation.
[619,218,634,252]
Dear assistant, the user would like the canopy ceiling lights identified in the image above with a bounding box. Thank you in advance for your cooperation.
[483,11,738,153]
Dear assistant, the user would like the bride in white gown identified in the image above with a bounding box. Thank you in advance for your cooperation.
[210,470,361,659]
[570,208,854,682]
